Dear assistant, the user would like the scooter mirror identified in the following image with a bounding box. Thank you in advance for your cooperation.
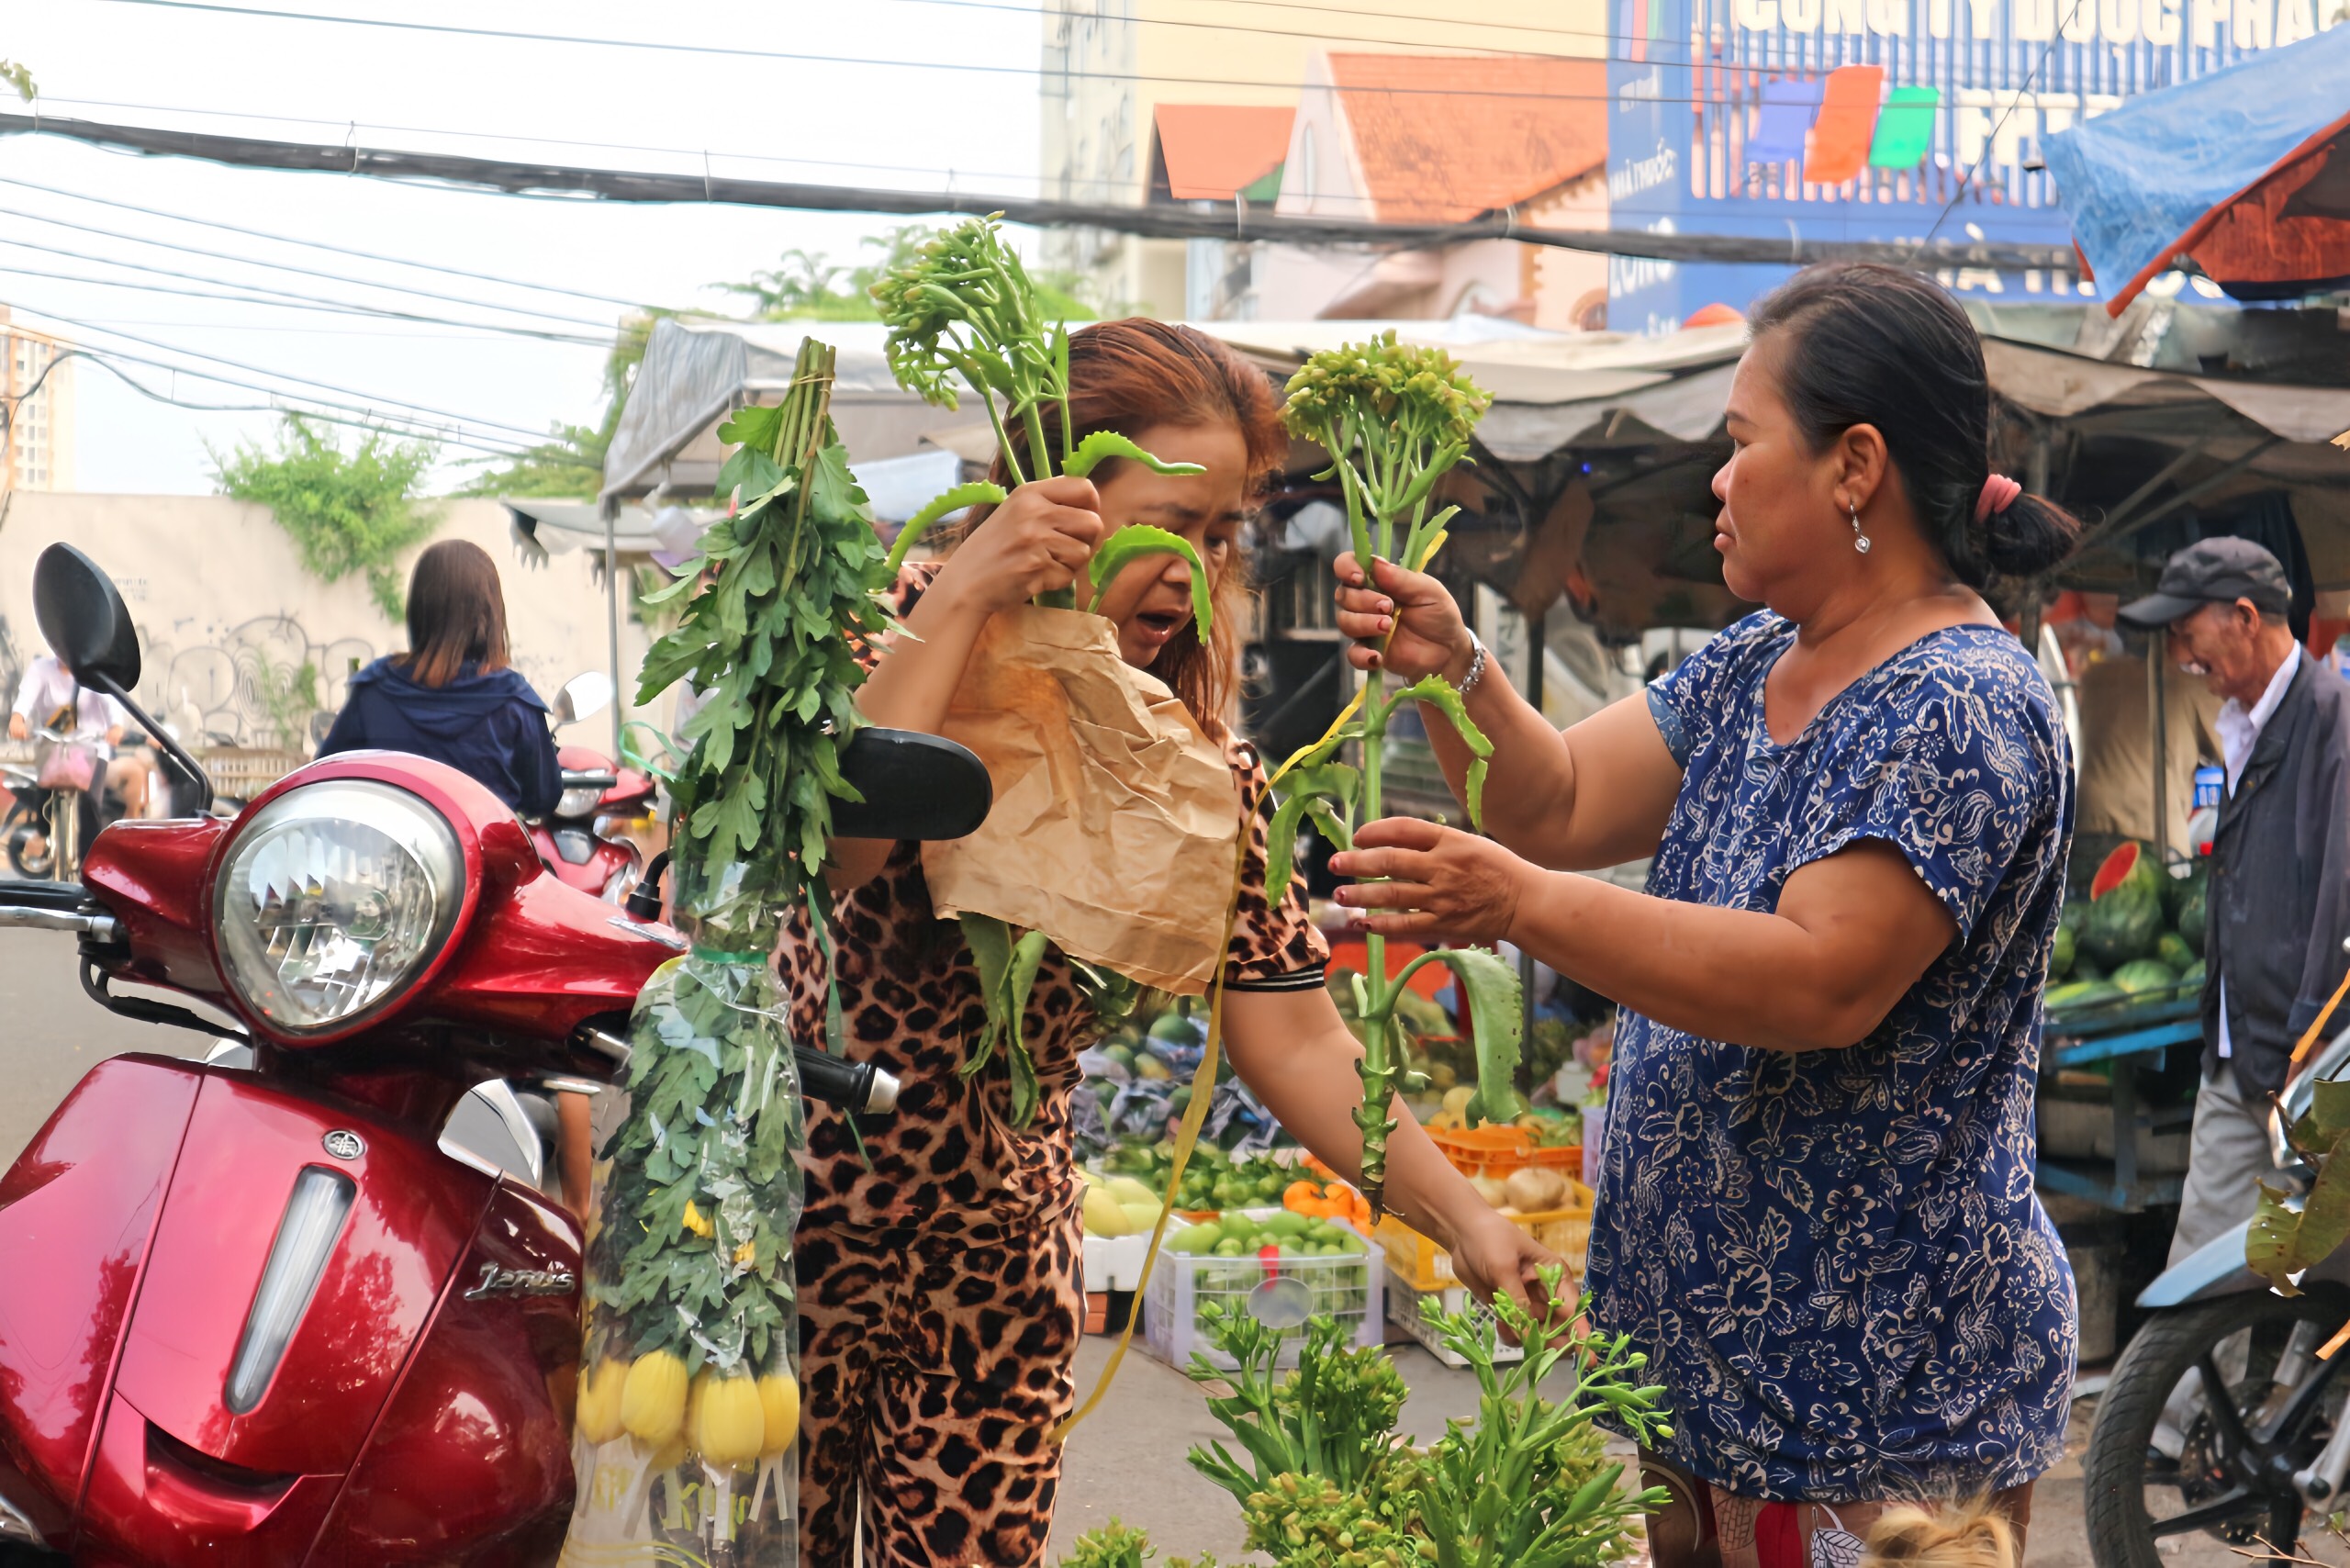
[32,543,141,689]
[830,728,991,842]
[555,670,614,726]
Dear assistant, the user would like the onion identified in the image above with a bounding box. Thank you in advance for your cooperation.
[1469,1174,1509,1208]
[1505,1167,1569,1212]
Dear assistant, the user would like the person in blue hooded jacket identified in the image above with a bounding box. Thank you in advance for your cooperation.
[319,538,560,816]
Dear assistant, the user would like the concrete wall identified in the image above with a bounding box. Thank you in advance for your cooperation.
[0,492,653,755]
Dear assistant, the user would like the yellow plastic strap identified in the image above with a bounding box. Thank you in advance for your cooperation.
[1052,687,1368,1445]
[2289,963,2350,1070]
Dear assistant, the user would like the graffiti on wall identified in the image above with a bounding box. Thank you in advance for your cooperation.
[134,617,377,750]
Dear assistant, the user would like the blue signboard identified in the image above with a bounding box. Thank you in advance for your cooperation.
[1604,0,2337,330]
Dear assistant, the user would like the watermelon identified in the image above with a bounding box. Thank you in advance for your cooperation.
[2164,860,2209,922]
[2155,932,2197,972]
[2047,980,2127,1014]
[2073,956,2107,983]
[2111,958,2180,994]
[2059,899,2089,936]
[2091,841,2164,902]
[2177,884,2208,952]
[2082,883,2165,968]
[2178,960,2207,990]
[2051,923,2076,979]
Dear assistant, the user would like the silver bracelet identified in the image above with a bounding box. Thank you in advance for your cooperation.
[1456,630,1488,699]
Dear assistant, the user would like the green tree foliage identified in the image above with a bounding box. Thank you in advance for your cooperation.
[725,226,1097,324]
[212,415,441,620]
[1,60,33,101]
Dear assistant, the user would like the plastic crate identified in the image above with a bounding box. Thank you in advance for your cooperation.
[1141,1223,1385,1371]
[1428,1126,1583,1182]
[1375,1178,1594,1294]
[1387,1285,1524,1367]
[1083,1231,1155,1294]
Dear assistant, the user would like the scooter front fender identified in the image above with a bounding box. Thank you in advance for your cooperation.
[2137,1221,2266,1308]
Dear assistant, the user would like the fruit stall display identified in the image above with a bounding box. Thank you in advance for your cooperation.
[2046,840,2206,1024]
[1143,1209,1384,1371]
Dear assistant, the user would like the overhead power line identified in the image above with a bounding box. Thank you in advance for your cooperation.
[0,109,2076,273]
[0,170,646,308]
[0,198,621,330]
[0,232,613,342]
[0,259,613,345]
[77,0,1680,106]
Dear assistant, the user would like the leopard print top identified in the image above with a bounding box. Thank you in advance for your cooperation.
[779,564,1328,1238]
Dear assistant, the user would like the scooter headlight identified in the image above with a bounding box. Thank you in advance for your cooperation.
[214,780,464,1033]
[554,782,605,820]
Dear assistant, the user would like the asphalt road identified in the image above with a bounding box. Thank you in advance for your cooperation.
[0,942,2248,1567]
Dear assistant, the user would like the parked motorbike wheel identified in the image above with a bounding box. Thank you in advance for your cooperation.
[2087,1284,2349,1565]
[3,802,50,879]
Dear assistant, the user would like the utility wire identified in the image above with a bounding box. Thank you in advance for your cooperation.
[0,259,613,345]
[898,0,1624,50]
[73,0,1662,106]
[0,200,621,330]
[0,171,646,308]
[9,299,578,443]
[1917,0,2091,248]
[6,346,573,460]
[0,107,2076,272]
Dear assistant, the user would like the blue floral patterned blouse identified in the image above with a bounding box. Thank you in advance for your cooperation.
[1585,611,2078,1504]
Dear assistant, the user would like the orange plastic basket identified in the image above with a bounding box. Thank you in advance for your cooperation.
[1427,1126,1583,1182]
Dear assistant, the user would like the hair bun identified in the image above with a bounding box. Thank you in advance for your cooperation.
[1975,491,2082,579]
[1863,1498,2017,1568]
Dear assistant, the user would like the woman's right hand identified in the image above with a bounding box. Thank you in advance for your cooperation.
[928,476,1105,618]
[1332,551,1474,682]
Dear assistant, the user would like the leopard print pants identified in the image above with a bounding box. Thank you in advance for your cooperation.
[797,1210,1086,1567]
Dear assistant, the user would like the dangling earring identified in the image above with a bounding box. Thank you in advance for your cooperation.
[1850,502,1871,554]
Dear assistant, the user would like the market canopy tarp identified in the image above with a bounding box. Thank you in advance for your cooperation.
[601,317,987,502]
[2043,25,2350,319]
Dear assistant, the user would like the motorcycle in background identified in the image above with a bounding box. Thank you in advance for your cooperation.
[527,671,655,904]
[0,542,985,1564]
[2085,949,2350,1566]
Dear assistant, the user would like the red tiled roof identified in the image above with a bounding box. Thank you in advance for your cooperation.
[1324,53,1608,225]
[1155,105,1297,201]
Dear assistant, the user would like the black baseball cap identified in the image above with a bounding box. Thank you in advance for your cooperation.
[2117,536,2291,629]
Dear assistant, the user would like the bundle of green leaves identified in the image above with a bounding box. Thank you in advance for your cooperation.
[1265,334,1516,1216]
[1166,1269,1669,1568]
[587,338,889,1388]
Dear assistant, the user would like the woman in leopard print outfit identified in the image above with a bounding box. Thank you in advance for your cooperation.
[783,321,1555,1567]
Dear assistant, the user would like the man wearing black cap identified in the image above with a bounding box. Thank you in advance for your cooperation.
[2119,537,2350,1275]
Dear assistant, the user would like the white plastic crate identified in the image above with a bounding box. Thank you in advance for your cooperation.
[1387,1284,1524,1367]
[1141,1224,1383,1371]
[1083,1230,1156,1293]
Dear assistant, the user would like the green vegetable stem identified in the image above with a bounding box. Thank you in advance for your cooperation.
[869,214,1206,616]
[1271,332,1518,1218]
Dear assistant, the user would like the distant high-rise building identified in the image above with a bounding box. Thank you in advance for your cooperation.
[2,308,75,495]
[1039,1,1606,319]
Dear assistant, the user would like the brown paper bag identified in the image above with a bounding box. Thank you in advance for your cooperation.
[921,605,1240,994]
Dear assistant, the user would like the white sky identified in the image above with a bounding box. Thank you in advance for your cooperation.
[4,0,1047,493]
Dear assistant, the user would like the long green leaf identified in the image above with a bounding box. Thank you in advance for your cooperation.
[1396,674,1494,829]
[1265,762,1359,907]
[957,913,1015,1078]
[884,481,1005,578]
[2248,1181,2304,1294]
[1084,524,1213,636]
[1060,430,1207,480]
[1399,946,1527,1126]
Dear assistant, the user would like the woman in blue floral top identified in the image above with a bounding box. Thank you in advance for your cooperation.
[1326,264,2082,1563]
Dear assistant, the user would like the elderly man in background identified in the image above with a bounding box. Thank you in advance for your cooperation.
[2119,538,2350,1274]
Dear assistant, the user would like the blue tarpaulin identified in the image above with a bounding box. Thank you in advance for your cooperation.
[2043,25,2350,317]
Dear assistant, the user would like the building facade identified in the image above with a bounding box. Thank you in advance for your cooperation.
[1039,0,1606,318]
[1603,0,2346,331]
[1,308,74,495]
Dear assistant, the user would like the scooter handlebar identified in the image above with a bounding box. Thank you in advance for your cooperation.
[573,1025,898,1115]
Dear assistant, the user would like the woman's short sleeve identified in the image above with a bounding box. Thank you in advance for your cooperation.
[1224,746,1332,992]
[1644,612,1784,769]
[1785,644,2054,945]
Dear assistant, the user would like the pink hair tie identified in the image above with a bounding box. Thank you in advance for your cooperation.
[1975,473,2022,523]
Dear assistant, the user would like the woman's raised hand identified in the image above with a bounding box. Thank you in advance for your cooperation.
[932,476,1105,618]
[1333,552,1473,681]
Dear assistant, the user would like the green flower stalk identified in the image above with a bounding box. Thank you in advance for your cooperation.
[1272,332,1516,1219]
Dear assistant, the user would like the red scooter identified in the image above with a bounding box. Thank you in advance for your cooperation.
[528,673,655,905]
[0,544,987,1565]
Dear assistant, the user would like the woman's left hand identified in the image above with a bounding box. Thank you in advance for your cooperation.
[1448,1207,1573,1335]
[1328,818,1533,944]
